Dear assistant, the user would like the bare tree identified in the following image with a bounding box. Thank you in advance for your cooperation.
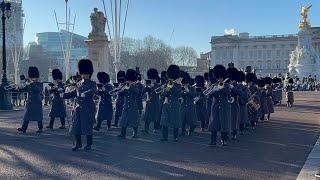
[173,46,198,66]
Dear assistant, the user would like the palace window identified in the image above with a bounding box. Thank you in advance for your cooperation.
[267,50,272,58]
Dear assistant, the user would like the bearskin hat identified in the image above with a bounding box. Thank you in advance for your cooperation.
[181,71,190,85]
[226,67,238,81]
[236,70,246,83]
[195,75,205,88]
[161,71,167,80]
[264,77,272,85]
[167,65,180,80]
[117,71,126,83]
[20,75,26,81]
[126,69,137,82]
[228,62,234,68]
[204,72,209,81]
[213,64,226,79]
[78,59,93,75]
[246,73,257,83]
[147,68,158,80]
[136,73,142,81]
[189,78,195,86]
[245,66,253,73]
[28,66,40,79]
[52,69,63,80]
[257,78,265,88]
[272,77,278,83]
[97,72,110,84]
[288,78,294,84]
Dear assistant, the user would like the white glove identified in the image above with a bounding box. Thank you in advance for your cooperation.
[102,87,106,91]
[50,94,54,99]
[80,93,85,98]
[229,84,234,88]
[58,88,64,92]
[59,93,64,98]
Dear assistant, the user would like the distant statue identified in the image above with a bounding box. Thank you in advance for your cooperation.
[299,5,312,29]
[89,8,107,38]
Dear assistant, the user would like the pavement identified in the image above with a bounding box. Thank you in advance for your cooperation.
[0,91,319,180]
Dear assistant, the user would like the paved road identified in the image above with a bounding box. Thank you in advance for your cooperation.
[0,92,319,180]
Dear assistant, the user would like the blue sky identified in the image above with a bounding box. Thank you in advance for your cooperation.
[23,0,319,54]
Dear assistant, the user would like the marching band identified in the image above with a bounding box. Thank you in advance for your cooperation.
[12,58,287,151]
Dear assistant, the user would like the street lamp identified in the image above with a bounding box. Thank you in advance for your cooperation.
[0,0,12,110]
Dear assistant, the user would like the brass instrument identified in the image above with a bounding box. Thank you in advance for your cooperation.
[155,78,182,94]
[108,82,134,96]
[203,83,214,96]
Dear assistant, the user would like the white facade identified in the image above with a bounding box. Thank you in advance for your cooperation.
[210,28,320,77]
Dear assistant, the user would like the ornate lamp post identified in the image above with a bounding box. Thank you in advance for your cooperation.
[0,0,12,110]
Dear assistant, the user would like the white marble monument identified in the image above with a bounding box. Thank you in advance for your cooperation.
[86,8,112,80]
[289,5,320,78]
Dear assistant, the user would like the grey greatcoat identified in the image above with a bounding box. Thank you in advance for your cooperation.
[96,84,113,121]
[230,82,241,131]
[115,86,125,118]
[284,84,294,103]
[195,88,208,123]
[238,84,249,125]
[248,85,260,123]
[160,83,182,128]
[119,84,140,128]
[63,80,97,136]
[22,82,43,122]
[49,81,67,118]
[143,83,161,123]
[180,85,197,127]
[208,85,231,132]
[260,89,268,114]
[135,82,144,113]
[265,86,274,114]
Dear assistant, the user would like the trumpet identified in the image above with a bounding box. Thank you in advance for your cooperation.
[203,83,215,96]
[108,82,134,96]
[155,83,167,94]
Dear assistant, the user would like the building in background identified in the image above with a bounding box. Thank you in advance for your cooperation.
[34,31,88,78]
[210,28,320,77]
[0,0,24,82]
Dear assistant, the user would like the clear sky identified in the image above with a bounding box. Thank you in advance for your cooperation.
[22,0,319,54]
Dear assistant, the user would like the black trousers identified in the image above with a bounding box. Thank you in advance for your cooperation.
[96,119,111,130]
[162,126,179,140]
[120,126,138,137]
[22,120,43,131]
[144,121,160,132]
[74,135,92,147]
[114,114,120,126]
[49,117,65,127]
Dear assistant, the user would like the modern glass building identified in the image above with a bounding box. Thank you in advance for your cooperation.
[35,31,88,78]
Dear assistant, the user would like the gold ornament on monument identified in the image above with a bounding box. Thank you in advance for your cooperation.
[299,5,312,29]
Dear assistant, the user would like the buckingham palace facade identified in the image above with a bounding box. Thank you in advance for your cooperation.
[210,28,320,77]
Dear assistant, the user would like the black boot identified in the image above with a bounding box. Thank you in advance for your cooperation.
[132,127,138,138]
[173,128,179,142]
[113,115,119,127]
[161,126,168,142]
[107,120,111,131]
[239,124,244,135]
[46,118,54,129]
[59,117,66,129]
[94,120,102,131]
[84,135,92,151]
[142,121,149,134]
[118,127,127,139]
[221,132,227,146]
[36,121,43,133]
[232,130,237,140]
[209,131,217,146]
[17,128,26,133]
[72,135,82,151]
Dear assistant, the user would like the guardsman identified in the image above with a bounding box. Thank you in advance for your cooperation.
[17,66,44,134]
[226,67,241,140]
[118,69,140,139]
[284,78,295,108]
[113,71,126,127]
[208,65,231,146]
[246,73,260,130]
[141,68,161,134]
[194,75,208,132]
[180,71,197,136]
[135,72,144,115]
[160,65,182,142]
[237,70,249,135]
[258,78,267,122]
[47,69,67,130]
[156,71,167,134]
[63,59,97,151]
[264,77,274,121]
[94,72,113,131]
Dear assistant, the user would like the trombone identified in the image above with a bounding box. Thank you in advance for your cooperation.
[155,78,182,94]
